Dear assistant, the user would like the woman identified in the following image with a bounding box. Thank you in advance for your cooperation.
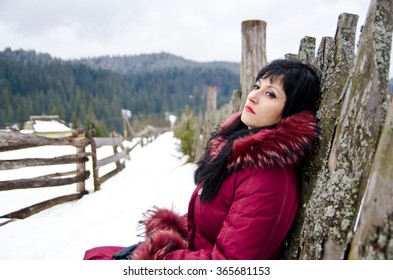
[84,59,321,260]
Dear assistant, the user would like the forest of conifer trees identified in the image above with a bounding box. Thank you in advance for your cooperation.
[0,48,240,135]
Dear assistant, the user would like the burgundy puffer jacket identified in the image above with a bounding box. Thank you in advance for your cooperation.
[132,111,319,260]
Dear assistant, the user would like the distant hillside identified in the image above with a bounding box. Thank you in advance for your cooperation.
[75,52,240,76]
[0,48,240,134]
[0,48,58,65]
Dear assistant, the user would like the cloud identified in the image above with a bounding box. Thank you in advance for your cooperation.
[0,0,391,77]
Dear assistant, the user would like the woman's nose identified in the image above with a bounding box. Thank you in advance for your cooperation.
[248,92,258,104]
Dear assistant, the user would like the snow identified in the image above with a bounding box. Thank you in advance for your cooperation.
[0,132,196,260]
[33,120,73,133]
[0,133,390,280]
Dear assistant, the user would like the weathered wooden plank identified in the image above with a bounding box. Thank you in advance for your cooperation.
[0,171,90,191]
[206,86,217,113]
[284,53,298,61]
[96,148,129,168]
[93,137,123,149]
[0,218,17,227]
[99,163,125,185]
[298,36,316,65]
[284,13,359,260]
[0,153,89,170]
[192,20,269,161]
[0,131,88,152]
[315,36,333,72]
[348,85,393,259]
[35,170,77,179]
[298,0,393,260]
[0,191,88,219]
[90,131,100,192]
[240,20,267,111]
[76,146,87,193]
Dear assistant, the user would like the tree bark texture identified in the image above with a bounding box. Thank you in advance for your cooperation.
[298,36,316,65]
[348,100,393,259]
[286,14,358,259]
[315,36,333,72]
[297,0,393,259]
[285,12,359,259]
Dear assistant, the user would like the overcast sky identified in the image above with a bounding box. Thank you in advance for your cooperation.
[0,0,392,75]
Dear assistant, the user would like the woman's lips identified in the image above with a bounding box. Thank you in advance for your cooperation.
[245,105,255,114]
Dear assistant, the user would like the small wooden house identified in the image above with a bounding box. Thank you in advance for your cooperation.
[22,115,74,138]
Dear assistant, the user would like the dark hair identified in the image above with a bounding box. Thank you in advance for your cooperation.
[195,117,261,202]
[256,59,321,117]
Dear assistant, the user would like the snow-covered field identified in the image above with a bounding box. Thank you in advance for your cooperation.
[0,132,196,260]
[0,132,389,280]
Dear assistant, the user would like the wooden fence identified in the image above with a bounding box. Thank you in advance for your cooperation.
[0,131,90,223]
[0,125,166,225]
[89,131,138,191]
[135,125,168,147]
[192,0,392,259]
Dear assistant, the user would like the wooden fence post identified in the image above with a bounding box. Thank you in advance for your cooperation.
[292,0,393,260]
[348,100,393,259]
[206,86,217,114]
[347,0,393,260]
[76,146,86,193]
[239,20,267,112]
[298,36,316,65]
[76,130,87,193]
[192,20,268,161]
[0,131,90,220]
[285,12,359,259]
[111,132,122,171]
[90,130,100,192]
[315,36,333,72]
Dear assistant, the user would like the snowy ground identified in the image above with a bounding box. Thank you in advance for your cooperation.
[0,132,389,280]
[0,132,196,260]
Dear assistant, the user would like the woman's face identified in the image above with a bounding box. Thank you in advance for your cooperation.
[241,77,286,129]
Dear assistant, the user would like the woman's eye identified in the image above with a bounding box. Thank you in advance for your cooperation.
[266,91,276,98]
[253,84,260,90]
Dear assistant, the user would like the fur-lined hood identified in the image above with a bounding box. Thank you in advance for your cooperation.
[211,111,320,171]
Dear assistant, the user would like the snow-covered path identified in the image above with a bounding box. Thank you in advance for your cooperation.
[0,132,196,260]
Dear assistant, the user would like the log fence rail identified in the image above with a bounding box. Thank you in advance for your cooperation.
[0,125,165,224]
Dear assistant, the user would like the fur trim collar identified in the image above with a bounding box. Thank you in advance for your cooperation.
[212,111,319,171]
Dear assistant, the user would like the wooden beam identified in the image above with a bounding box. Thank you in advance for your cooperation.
[0,191,88,219]
[96,149,128,168]
[99,163,125,185]
[0,171,90,191]
[93,136,123,149]
[0,131,89,152]
[0,153,89,170]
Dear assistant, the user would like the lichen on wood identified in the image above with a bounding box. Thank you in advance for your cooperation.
[294,0,393,259]
[285,12,359,260]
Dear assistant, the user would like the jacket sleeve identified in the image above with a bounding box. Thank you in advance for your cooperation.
[133,167,299,260]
